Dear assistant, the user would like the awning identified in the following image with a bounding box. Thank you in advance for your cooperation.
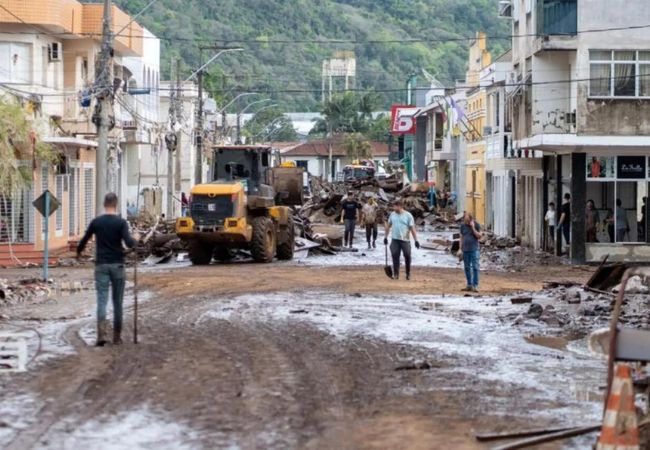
[43,136,98,148]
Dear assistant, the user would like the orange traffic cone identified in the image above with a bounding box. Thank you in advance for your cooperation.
[597,363,640,450]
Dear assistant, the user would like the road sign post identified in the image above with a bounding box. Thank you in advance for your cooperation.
[33,190,60,281]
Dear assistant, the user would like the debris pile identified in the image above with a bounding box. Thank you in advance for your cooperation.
[129,215,188,264]
[0,278,53,306]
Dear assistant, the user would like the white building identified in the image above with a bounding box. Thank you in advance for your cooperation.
[505,0,650,262]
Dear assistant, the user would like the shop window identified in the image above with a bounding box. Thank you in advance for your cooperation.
[586,155,648,244]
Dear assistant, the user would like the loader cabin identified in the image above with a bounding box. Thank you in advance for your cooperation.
[211,145,276,196]
[342,163,376,182]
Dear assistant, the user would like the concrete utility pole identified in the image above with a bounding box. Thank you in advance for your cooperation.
[94,0,113,215]
[166,58,179,220]
[174,59,182,193]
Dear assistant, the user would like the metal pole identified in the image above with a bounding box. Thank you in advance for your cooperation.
[174,58,182,192]
[43,191,49,281]
[194,52,203,185]
[95,0,112,215]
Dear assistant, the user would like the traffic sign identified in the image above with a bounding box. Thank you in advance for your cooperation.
[33,190,60,218]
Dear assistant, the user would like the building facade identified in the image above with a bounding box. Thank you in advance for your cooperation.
[507,0,650,262]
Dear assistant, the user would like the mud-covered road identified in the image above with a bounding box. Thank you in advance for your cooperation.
[0,254,605,449]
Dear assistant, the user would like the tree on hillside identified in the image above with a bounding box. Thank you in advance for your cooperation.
[344,133,373,161]
[243,106,298,143]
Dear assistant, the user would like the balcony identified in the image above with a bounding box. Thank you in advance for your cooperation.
[536,0,577,36]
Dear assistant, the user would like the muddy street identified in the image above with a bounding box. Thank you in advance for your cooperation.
[0,251,607,450]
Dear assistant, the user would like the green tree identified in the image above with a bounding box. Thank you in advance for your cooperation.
[0,98,53,197]
[243,106,298,142]
[344,133,373,160]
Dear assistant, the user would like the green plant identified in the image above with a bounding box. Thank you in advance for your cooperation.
[0,97,55,197]
[344,133,373,160]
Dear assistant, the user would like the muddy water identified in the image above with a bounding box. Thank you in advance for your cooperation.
[205,291,606,427]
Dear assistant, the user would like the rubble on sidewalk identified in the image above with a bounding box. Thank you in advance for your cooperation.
[129,214,188,264]
[0,279,54,306]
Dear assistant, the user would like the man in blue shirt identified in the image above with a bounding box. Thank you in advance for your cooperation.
[78,193,136,346]
[459,211,482,292]
[384,200,420,280]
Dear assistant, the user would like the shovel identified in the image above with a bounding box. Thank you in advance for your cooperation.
[384,242,393,279]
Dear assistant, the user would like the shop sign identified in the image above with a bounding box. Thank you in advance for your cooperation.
[617,156,646,179]
[391,105,418,135]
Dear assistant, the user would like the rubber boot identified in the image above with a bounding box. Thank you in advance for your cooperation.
[113,328,123,345]
[96,320,108,347]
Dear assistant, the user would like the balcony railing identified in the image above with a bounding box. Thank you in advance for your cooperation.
[536,0,577,36]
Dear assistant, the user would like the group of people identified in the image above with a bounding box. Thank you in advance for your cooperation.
[340,192,482,290]
[545,193,644,249]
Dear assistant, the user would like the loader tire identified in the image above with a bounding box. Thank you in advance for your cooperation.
[189,241,213,265]
[251,216,276,263]
[214,247,236,262]
[277,216,295,260]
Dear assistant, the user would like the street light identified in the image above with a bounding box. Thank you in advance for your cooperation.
[191,47,244,185]
[236,99,271,144]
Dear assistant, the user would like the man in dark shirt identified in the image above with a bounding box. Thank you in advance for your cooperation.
[340,192,361,248]
[557,193,571,252]
[459,212,482,292]
[77,193,136,346]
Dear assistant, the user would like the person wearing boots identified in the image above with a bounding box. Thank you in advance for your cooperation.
[77,193,136,346]
[340,192,361,248]
[384,200,420,280]
[361,197,379,249]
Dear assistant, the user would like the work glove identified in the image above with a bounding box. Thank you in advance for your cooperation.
[415,241,421,249]
[383,237,388,245]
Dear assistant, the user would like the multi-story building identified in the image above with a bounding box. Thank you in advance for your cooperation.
[464,33,492,225]
[505,0,650,262]
[0,0,149,264]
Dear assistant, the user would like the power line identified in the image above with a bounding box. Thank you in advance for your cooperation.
[1,22,650,45]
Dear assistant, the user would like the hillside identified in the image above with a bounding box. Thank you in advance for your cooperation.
[116,0,509,110]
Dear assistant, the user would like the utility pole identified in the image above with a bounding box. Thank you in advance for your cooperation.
[165,58,178,220]
[174,59,182,193]
[194,49,204,185]
[94,0,113,214]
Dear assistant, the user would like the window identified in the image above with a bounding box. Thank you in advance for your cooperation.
[589,50,650,98]
[295,160,308,170]
[0,42,32,83]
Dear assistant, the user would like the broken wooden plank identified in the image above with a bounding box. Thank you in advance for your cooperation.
[475,426,572,442]
[510,296,533,305]
[491,425,600,450]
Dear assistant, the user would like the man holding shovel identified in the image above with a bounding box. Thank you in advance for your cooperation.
[384,200,420,280]
[77,193,136,346]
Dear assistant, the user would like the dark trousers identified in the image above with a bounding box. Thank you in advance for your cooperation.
[95,263,126,331]
[390,239,411,277]
[344,219,356,246]
[365,222,378,244]
[561,223,570,246]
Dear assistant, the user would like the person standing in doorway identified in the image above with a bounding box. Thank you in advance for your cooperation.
[340,192,361,248]
[361,197,379,249]
[77,193,137,347]
[586,199,600,243]
[384,200,420,280]
[616,198,630,242]
[544,202,556,251]
[557,193,571,252]
[638,197,647,242]
[459,212,482,292]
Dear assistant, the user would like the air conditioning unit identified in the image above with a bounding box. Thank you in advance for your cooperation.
[48,43,62,62]
[498,0,513,18]
[483,126,493,136]
[122,120,137,130]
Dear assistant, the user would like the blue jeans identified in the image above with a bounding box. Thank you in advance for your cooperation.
[463,250,480,288]
[95,263,126,330]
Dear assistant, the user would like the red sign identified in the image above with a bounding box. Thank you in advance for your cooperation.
[391,105,418,135]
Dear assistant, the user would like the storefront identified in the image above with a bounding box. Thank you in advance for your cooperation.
[584,154,650,262]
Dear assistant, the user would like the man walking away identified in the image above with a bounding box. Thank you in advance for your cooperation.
[557,193,571,252]
[384,200,420,280]
[340,192,361,248]
[77,193,136,346]
[460,212,482,292]
[362,197,379,249]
